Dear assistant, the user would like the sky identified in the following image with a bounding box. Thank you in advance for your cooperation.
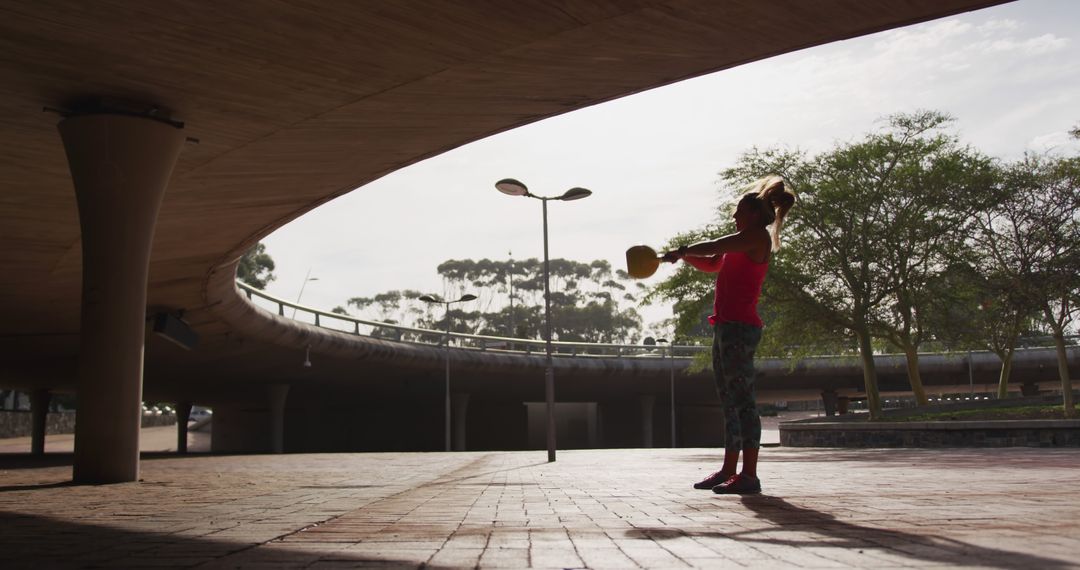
[262,0,1080,336]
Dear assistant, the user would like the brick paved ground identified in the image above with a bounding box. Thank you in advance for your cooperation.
[1,447,1078,569]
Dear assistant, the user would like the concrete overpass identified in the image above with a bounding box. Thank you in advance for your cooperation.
[205,282,1078,453]
[0,0,1013,481]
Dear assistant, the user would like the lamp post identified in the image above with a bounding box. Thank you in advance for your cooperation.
[419,293,477,452]
[291,268,319,318]
[495,178,592,462]
[657,338,677,448]
[507,251,515,341]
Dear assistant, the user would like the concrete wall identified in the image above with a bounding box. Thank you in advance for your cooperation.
[0,411,176,438]
[781,420,1080,447]
[211,391,721,453]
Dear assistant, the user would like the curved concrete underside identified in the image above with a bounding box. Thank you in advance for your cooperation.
[214,284,1079,404]
[0,1,1009,403]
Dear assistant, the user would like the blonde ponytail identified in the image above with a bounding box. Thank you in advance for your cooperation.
[741,175,796,251]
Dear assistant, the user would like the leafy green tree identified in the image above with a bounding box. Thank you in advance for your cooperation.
[854,111,997,405]
[434,257,644,343]
[347,290,424,323]
[655,111,995,417]
[921,261,1041,399]
[754,112,994,411]
[346,290,428,340]
[343,257,644,345]
[948,162,1057,398]
[995,153,1080,417]
[732,149,891,418]
[237,242,276,288]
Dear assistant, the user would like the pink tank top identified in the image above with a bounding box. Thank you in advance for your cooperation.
[709,252,768,327]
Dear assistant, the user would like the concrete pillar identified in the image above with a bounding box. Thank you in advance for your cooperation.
[821,389,838,417]
[640,394,655,448]
[30,389,52,455]
[452,393,469,451]
[586,403,598,448]
[596,403,605,448]
[175,401,192,454]
[61,111,185,483]
[268,385,290,454]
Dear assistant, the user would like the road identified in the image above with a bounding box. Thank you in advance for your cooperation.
[0,424,210,454]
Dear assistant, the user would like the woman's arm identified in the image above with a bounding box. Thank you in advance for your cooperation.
[683,228,766,257]
[662,227,769,264]
[682,254,723,272]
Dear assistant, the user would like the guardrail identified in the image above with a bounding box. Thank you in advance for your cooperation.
[236,280,702,358]
[236,280,1078,361]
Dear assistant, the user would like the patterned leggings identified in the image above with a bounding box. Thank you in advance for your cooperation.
[712,321,763,452]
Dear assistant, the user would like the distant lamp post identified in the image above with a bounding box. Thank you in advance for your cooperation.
[291,268,319,318]
[495,178,592,462]
[656,338,676,448]
[419,293,478,452]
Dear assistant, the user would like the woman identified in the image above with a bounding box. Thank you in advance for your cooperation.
[662,175,795,495]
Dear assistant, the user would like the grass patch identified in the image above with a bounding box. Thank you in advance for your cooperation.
[897,404,1080,422]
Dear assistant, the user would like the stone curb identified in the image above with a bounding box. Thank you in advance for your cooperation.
[780,419,1080,430]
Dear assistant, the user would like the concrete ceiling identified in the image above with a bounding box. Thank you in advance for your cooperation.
[0,1,1008,396]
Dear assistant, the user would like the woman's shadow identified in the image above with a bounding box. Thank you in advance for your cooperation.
[626,494,1069,569]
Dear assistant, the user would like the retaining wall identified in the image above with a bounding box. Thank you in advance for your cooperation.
[780,419,1080,447]
[0,411,176,438]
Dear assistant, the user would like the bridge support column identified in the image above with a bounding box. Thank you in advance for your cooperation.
[821,389,838,417]
[268,385,289,454]
[1021,380,1039,397]
[30,389,51,455]
[640,395,655,448]
[176,401,192,454]
[452,393,469,451]
[587,403,598,448]
[60,111,185,483]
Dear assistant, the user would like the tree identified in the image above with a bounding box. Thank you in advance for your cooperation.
[434,257,644,344]
[236,242,276,288]
[737,149,892,418]
[343,257,645,345]
[955,162,1054,398]
[746,112,995,412]
[995,153,1080,417]
[922,261,1041,399]
[856,111,996,406]
[346,290,428,340]
[655,111,995,418]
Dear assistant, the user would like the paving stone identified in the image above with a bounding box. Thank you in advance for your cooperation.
[1,448,1079,568]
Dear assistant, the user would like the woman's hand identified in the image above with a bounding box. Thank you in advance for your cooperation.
[661,246,686,263]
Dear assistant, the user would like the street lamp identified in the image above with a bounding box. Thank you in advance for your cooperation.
[291,268,319,318]
[656,338,677,447]
[419,293,477,452]
[495,178,592,462]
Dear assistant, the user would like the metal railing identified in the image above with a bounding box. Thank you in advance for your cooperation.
[236,280,703,359]
[236,280,1078,361]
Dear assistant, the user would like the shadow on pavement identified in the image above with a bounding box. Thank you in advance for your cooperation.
[0,480,77,493]
[0,450,216,472]
[429,460,549,487]
[625,495,1071,569]
[0,511,424,568]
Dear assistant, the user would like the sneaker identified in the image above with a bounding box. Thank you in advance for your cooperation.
[712,474,761,495]
[693,471,734,490]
